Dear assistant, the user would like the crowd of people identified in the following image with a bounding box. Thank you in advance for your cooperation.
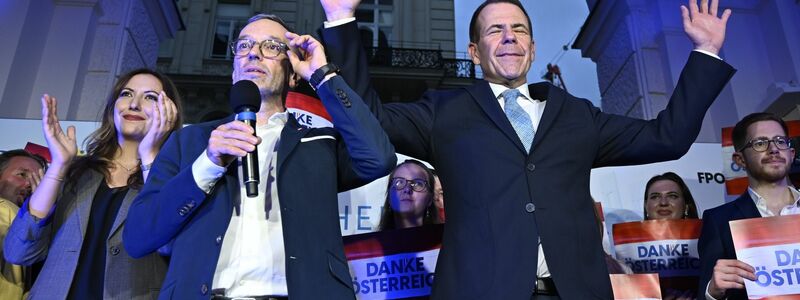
[0,0,794,299]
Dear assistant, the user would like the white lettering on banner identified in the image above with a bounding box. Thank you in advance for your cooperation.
[615,239,700,277]
[287,109,333,128]
[348,249,439,300]
[737,243,800,298]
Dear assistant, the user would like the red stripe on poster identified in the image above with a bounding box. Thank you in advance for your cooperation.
[285,91,332,121]
[730,214,800,249]
[613,219,702,245]
[725,177,749,196]
[343,224,444,260]
[610,273,662,299]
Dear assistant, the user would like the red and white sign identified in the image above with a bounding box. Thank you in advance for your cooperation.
[343,224,443,299]
[613,219,702,294]
[731,215,800,299]
[285,91,333,128]
[610,273,662,300]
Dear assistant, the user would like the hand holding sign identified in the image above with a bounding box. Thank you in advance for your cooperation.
[729,215,800,299]
[708,259,755,298]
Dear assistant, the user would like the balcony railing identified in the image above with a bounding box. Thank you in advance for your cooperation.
[364,47,475,78]
[158,47,476,79]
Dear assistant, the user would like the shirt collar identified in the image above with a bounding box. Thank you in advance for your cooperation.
[489,82,534,102]
[747,186,800,215]
[258,111,288,129]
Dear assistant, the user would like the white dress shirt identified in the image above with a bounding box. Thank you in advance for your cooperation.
[489,82,551,278]
[192,112,289,297]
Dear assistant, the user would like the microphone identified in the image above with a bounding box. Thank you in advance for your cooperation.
[229,80,261,197]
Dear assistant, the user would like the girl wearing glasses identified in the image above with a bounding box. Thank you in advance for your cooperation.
[378,160,440,230]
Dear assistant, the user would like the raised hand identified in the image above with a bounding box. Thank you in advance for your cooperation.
[41,94,77,169]
[206,120,261,167]
[681,0,731,55]
[285,32,329,83]
[320,0,360,21]
[138,91,178,166]
[708,259,755,298]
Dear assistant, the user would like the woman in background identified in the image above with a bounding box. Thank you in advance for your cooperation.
[378,160,439,230]
[641,172,699,300]
[643,172,699,220]
[4,68,182,299]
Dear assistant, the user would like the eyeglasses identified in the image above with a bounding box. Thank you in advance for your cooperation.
[230,39,289,58]
[391,177,429,192]
[739,136,792,152]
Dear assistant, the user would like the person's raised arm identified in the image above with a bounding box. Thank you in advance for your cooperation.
[682,0,731,56]
[28,94,77,219]
[320,0,359,23]
[286,32,395,185]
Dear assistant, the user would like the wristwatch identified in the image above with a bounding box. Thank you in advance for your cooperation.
[309,63,340,89]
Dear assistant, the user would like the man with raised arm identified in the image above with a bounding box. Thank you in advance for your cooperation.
[320,0,735,298]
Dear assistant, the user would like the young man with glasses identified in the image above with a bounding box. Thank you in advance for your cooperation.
[698,112,799,300]
[124,13,395,299]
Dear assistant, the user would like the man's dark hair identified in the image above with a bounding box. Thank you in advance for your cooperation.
[0,149,47,174]
[242,13,300,105]
[732,112,789,152]
[247,13,294,33]
[469,0,532,43]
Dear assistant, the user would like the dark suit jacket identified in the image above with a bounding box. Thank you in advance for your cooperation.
[322,21,735,299]
[123,77,395,300]
[4,170,167,299]
[697,192,761,300]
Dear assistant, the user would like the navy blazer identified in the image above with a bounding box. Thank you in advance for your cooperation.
[322,21,735,299]
[123,77,395,299]
[697,193,761,300]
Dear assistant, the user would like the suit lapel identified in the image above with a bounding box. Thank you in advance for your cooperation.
[76,171,102,240]
[276,114,306,176]
[108,189,137,239]
[529,82,563,153]
[465,81,526,153]
[733,192,762,218]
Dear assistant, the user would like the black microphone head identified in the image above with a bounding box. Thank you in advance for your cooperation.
[229,80,261,113]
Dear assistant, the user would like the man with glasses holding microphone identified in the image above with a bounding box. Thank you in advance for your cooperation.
[698,112,799,300]
[124,13,394,299]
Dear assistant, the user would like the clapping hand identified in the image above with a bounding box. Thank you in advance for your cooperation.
[41,94,77,169]
[138,91,178,166]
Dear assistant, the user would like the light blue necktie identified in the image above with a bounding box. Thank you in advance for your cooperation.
[501,89,534,153]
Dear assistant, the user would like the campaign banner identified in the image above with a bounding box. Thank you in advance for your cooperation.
[343,224,443,299]
[610,273,661,300]
[722,121,800,196]
[730,215,800,299]
[285,91,333,128]
[613,219,702,295]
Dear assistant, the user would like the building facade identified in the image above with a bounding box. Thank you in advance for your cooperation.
[0,0,182,121]
[574,0,800,142]
[157,0,473,123]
